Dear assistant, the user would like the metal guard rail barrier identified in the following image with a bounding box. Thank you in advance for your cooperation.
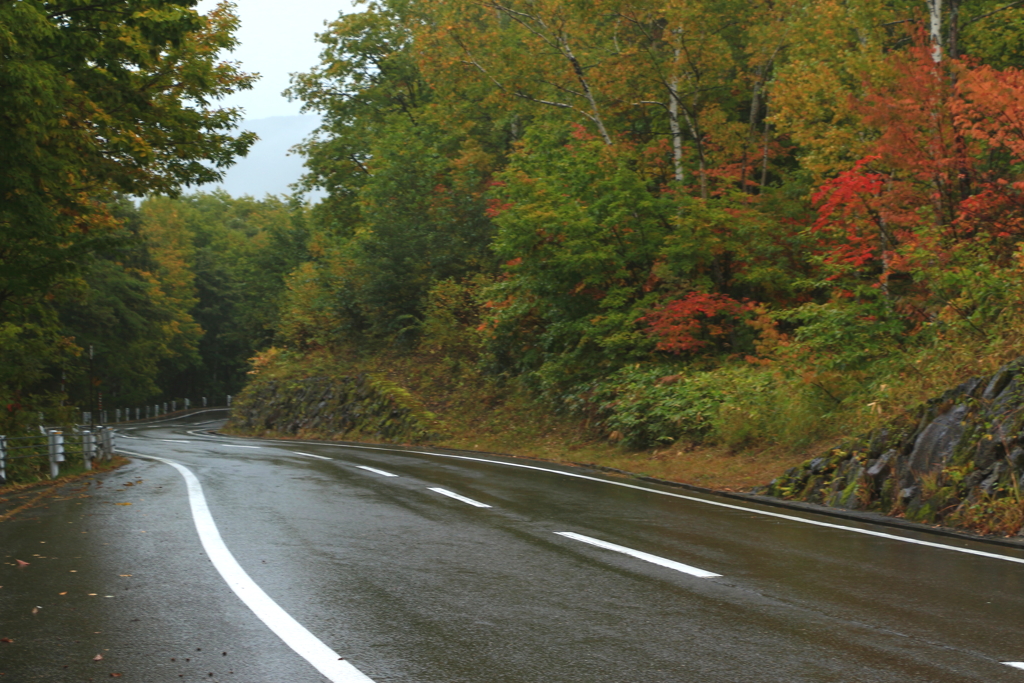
[82,395,231,426]
[0,426,116,484]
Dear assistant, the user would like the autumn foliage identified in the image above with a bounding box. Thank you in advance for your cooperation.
[641,293,753,354]
[13,0,1024,456]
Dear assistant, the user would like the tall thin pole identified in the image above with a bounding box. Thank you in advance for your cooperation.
[89,345,95,428]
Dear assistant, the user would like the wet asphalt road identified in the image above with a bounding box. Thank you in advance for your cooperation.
[3,413,1024,682]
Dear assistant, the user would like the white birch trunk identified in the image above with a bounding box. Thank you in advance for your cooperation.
[929,0,943,62]
[669,74,685,184]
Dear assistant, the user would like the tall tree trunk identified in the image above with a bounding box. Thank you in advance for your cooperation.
[759,104,772,192]
[559,35,614,146]
[741,76,763,194]
[928,0,944,62]
[679,105,709,199]
[668,72,685,184]
[947,0,959,59]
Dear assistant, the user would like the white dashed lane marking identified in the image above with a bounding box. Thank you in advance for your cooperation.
[356,465,397,477]
[293,451,332,461]
[428,488,491,508]
[556,532,720,579]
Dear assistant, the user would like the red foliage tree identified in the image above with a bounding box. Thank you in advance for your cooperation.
[640,292,752,354]
[812,43,1024,297]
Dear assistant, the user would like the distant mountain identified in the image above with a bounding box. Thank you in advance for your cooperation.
[198,115,325,201]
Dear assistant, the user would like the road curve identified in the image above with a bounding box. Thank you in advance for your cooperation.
[2,412,1024,682]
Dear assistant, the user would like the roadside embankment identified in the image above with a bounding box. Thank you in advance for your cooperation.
[760,359,1024,536]
[225,372,442,444]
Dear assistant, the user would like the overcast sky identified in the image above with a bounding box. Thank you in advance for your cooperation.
[192,0,357,197]
[196,0,358,120]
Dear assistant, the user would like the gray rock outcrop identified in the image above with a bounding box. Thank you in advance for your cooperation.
[760,359,1024,534]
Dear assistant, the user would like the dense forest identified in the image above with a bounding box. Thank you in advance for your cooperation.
[7,0,1024,462]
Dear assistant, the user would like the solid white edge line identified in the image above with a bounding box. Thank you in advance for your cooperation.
[293,451,333,461]
[119,450,375,683]
[556,532,720,578]
[428,487,491,508]
[356,465,398,477]
[220,444,261,449]
[1004,662,1024,670]
[249,441,1024,567]
[161,439,191,443]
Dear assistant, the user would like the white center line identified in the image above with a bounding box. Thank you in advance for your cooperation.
[428,487,491,508]
[1004,662,1024,670]
[293,451,332,461]
[556,532,721,579]
[356,465,397,477]
[161,439,191,443]
[120,451,375,683]
[221,444,261,449]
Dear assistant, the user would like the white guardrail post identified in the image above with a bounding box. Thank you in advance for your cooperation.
[83,430,95,471]
[103,427,114,462]
[47,429,64,479]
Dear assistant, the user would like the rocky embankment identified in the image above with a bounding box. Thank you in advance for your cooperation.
[226,373,441,444]
[761,360,1024,535]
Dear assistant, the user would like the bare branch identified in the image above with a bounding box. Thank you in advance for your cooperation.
[965,0,1024,25]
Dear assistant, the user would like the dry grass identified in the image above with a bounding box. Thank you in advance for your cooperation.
[439,425,830,491]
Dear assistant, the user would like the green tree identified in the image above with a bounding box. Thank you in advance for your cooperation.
[0,0,256,320]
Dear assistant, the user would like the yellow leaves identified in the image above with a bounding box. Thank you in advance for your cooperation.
[247,347,283,376]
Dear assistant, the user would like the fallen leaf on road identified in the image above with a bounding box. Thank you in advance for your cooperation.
[115,502,131,506]
[119,574,132,577]
[110,673,122,678]
[59,592,67,595]
[31,606,38,614]
[15,560,28,567]
[93,654,103,661]
[1,638,13,643]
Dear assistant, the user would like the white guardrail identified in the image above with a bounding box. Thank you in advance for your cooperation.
[79,395,231,426]
[0,426,116,483]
